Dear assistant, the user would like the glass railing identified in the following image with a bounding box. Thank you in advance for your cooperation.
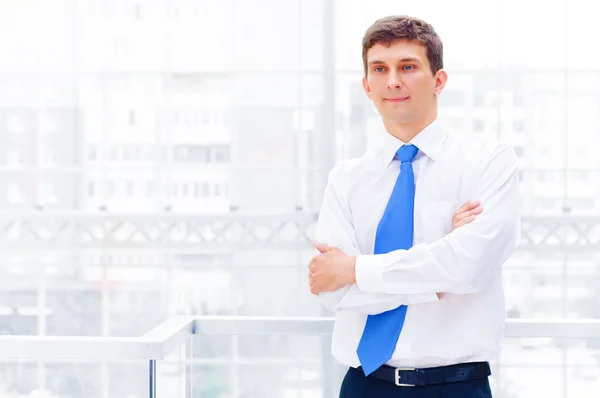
[0,317,598,398]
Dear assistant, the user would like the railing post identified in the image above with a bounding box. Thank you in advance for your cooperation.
[149,359,157,398]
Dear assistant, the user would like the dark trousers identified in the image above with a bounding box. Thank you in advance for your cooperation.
[339,366,493,398]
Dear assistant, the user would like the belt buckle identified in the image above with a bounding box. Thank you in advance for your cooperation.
[394,367,416,387]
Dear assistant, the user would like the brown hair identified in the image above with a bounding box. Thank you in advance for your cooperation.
[362,15,443,76]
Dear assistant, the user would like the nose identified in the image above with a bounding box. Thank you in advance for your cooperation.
[387,71,402,90]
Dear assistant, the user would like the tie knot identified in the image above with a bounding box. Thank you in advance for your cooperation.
[396,144,419,163]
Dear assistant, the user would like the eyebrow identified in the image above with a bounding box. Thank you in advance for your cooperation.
[368,57,422,66]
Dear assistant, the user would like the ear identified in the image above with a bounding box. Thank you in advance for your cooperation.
[433,69,448,97]
[362,75,372,100]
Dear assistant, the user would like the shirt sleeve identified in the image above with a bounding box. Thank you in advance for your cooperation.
[315,164,439,315]
[355,143,521,296]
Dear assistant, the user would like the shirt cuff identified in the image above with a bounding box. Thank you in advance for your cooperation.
[355,254,384,293]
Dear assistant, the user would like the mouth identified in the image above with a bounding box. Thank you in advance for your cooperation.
[384,97,410,103]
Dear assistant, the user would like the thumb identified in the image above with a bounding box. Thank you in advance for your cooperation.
[313,240,333,253]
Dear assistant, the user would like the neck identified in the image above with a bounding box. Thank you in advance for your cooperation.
[383,110,437,143]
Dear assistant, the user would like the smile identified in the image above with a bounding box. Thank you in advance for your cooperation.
[384,97,410,103]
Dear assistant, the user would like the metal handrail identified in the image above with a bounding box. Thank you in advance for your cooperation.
[0,316,598,360]
[0,315,194,360]
[0,316,598,397]
[192,316,600,339]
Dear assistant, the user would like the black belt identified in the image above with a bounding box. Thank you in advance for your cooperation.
[356,361,491,387]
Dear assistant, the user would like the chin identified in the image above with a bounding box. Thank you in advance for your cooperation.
[384,114,411,124]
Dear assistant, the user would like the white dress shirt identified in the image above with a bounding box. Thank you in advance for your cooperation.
[314,118,521,369]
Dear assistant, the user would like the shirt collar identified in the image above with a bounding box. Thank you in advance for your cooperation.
[379,118,448,170]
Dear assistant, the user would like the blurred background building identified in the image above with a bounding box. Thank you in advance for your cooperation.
[0,0,599,397]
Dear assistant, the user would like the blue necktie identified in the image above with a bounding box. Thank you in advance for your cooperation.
[356,144,419,376]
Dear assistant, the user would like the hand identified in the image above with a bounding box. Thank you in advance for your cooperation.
[451,200,483,232]
[308,241,356,295]
[437,200,482,300]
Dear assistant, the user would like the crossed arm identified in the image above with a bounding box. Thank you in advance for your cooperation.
[307,145,521,315]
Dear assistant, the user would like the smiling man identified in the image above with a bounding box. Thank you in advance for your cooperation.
[308,15,521,397]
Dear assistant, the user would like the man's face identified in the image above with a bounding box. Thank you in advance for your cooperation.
[362,39,445,125]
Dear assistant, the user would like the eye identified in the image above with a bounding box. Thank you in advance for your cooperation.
[403,65,415,71]
[373,67,386,73]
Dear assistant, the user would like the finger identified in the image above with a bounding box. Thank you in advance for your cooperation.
[457,215,476,227]
[468,200,481,208]
[468,206,484,216]
[310,255,324,270]
[457,206,483,221]
[457,201,472,213]
[457,200,481,215]
[310,281,320,295]
[459,200,476,213]
[454,209,471,222]
[309,273,319,287]
[313,240,332,254]
[456,203,483,221]
[452,215,474,231]
[454,211,467,222]
[454,202,472,219]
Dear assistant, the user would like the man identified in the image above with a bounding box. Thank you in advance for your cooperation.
[307,15,520,397]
